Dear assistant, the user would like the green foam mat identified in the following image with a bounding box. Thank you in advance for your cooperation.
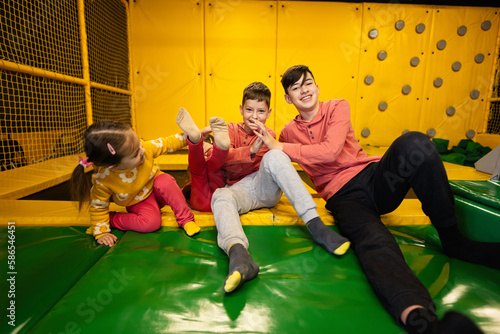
[16,225,500,334]
[0,226,124,334]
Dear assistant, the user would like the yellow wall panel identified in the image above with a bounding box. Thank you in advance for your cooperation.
[356,4,433,146]
[275,1,361,133]
[130,0,204,139]
[205,1,277,127]
[419,7,499,146]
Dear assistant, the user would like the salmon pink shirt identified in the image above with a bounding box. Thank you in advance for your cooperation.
[223,122,275,185]
[279,99,381,201]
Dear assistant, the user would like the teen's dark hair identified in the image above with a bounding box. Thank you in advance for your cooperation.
[281,65,315,95]
[242,82,271,107]
[71,121,132,210]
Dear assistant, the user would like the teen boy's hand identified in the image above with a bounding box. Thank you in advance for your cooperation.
[253,120,283,151]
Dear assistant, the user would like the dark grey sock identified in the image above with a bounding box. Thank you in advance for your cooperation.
[306,217,350,256]
[224,243,259,293]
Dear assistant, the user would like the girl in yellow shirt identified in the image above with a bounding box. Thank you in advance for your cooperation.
[71,121,200,247]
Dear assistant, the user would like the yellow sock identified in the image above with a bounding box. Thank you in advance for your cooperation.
[224,271,242,293]
[333,241,351,256]
[183,221,200,236]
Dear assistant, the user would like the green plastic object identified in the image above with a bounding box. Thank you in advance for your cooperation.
[4,226,499,334]
[450,180,500,211]
[454,195,500,242]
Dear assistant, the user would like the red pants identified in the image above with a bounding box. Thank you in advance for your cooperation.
[188,138,228,212]
[110,173,194,233]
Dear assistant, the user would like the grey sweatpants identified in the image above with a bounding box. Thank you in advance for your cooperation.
[211,149,320,253]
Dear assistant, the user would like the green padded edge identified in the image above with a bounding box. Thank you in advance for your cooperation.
[454,195,500,242]
[450,180,500,210]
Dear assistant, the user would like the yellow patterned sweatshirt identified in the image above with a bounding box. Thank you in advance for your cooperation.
[86,133,187,239]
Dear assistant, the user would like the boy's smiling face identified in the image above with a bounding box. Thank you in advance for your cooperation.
[284,72,320,113]
[240,99,271,133]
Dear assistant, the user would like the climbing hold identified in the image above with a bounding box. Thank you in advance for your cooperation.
[466,130,475,139]
[475,54,485,64]
[452,62,461,72]
[369,29,378,39]
[378,50,387,60]
[470,90,480,99]
[446,106,456,116]
[402,85,411,95]
[457,25,467,36]
[437,40,446,50]
[481,21,491,31]
[395,20,405,31]
[434,78,443,88]
[416,23,426,33]
[410,57,420,67]
[426,128,436,137]
[361,128,370,138]
[379,101,388,111]
[364,75,374,85]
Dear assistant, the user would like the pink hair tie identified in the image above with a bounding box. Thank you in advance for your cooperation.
[107,143,116,155]
[78,156,93,168]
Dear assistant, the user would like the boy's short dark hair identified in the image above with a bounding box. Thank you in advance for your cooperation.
[281,65,315,94]
[242,82,271,108]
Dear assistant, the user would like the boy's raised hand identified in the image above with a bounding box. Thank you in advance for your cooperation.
[250,134,263,154]
[200,125,212,136]
[253,120,283,151]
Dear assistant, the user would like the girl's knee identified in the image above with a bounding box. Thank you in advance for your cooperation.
[138,216,162,233]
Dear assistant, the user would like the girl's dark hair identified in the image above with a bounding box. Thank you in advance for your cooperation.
[71,121,132,210]
[281,65,315,95]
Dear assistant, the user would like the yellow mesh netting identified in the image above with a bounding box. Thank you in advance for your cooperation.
[0,0,132,171]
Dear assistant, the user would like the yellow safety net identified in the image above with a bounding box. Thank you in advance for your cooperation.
[0,0,132,172]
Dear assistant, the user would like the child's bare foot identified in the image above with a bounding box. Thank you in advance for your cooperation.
[176,108,201,144]
[209,117,230,150]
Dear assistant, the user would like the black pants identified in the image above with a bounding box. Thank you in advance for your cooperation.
[326,131,456,323]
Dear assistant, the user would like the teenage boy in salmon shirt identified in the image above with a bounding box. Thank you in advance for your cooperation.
[210,81,350,294]
[253,65,499,334]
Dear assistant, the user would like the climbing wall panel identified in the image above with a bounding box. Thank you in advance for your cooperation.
[419,7,499,143]
[356,4,433,146]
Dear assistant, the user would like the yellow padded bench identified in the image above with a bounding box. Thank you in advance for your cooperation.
[0,197,429,227]
[0,154,91,200]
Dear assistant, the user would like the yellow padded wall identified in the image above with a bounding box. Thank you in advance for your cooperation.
[130,0,204,138]
[205,1,277,127]
[276,1,361,132]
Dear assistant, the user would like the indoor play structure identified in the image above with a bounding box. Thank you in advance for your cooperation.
[1,0,500,333]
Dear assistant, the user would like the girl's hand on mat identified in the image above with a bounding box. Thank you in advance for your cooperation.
[97,234,117,247]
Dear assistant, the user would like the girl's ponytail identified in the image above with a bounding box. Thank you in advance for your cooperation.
[70,163,92,211]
